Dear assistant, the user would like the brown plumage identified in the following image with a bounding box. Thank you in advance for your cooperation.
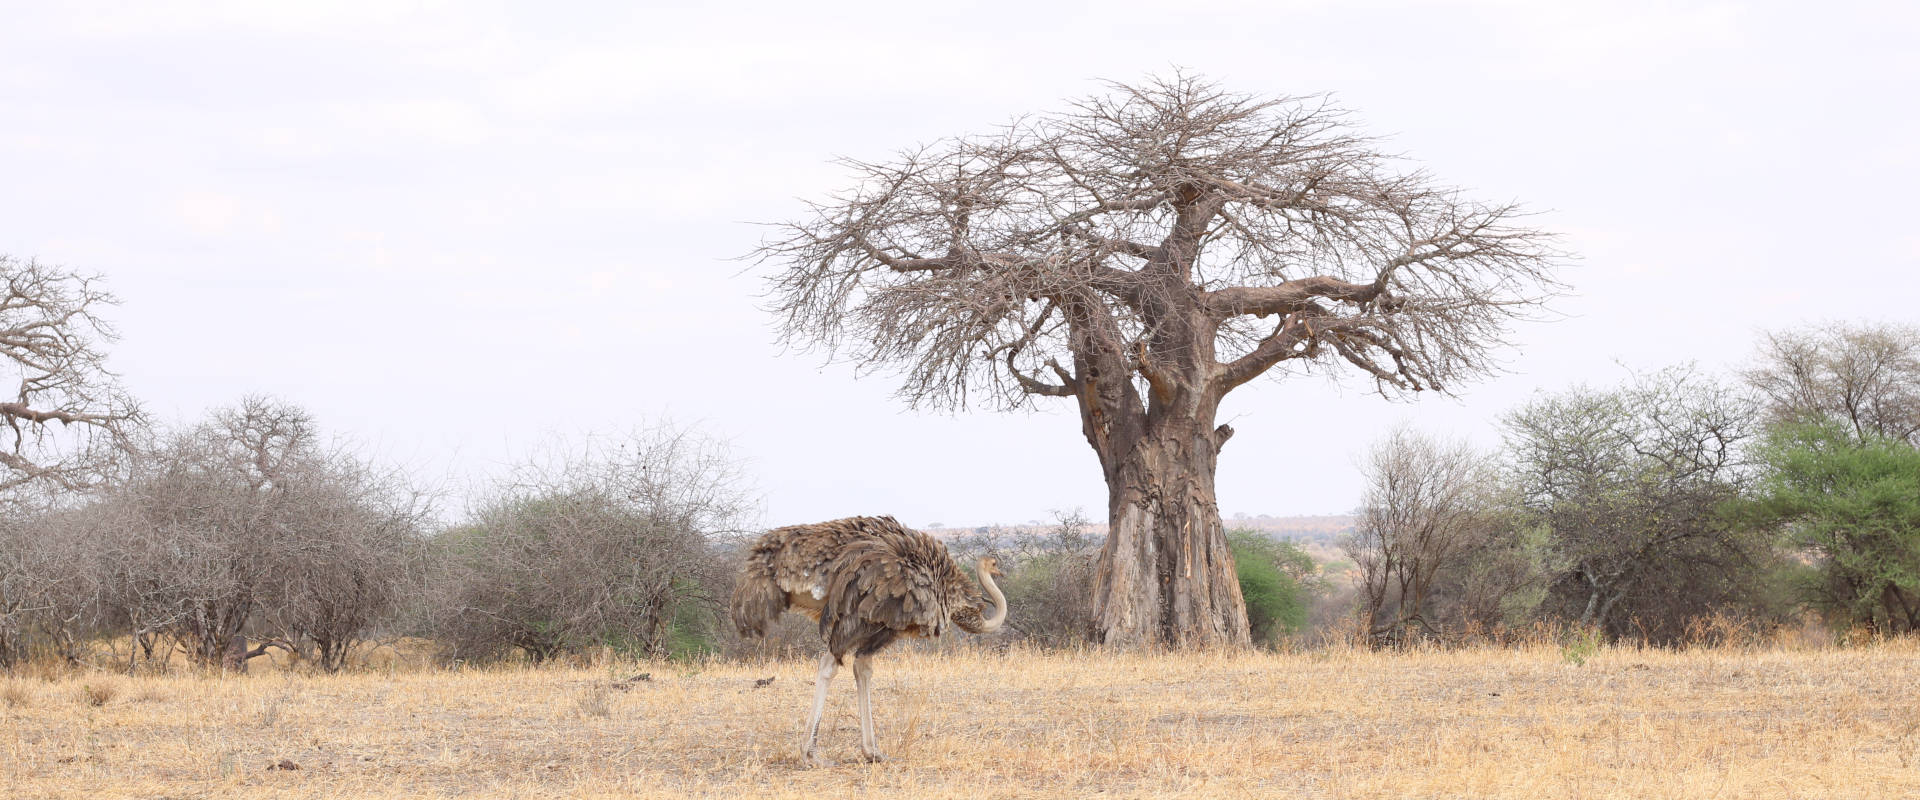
[729,515,1007,766]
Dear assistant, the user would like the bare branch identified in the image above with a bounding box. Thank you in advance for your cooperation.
[1203,276,1385,318]
[1213,311,1322,393]
[0,256,141,500]
[1742,321,1920,444]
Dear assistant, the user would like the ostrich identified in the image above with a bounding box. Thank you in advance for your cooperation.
[730,515,1008,766]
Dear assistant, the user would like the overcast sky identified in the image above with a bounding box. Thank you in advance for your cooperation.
[2,1,1914,528]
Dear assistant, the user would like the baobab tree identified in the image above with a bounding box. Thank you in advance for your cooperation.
[758,75,1561,647]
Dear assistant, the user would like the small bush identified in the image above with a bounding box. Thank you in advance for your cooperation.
[78,683,115,707]
[1560,627,1603,666]
[420,426,750,666]
[997,551,1098,647]
[1229,531,1321,647]
[572,684,612,719]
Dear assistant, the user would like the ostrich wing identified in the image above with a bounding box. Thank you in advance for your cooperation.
[820,531,961,655]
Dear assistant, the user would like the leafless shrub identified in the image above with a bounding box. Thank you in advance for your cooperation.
[0,508,110,668]
[1344,427,1500,647]
[424,425,753,665]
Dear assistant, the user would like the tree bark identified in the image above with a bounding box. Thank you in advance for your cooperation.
[222,634,249,673]
[1090,412,1249,648]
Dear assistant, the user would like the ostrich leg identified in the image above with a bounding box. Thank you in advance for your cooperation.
[853,654,885,762]
[803,652,838,766]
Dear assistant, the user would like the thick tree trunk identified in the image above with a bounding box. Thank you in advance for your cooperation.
[1091,418,1250,648]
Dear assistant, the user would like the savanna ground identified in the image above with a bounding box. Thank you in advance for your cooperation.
[4,640,1917,799]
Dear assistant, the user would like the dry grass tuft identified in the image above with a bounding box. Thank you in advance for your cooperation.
[75,682,116,707]
[4,640,1918,799]
[571,683,614,719]
[2,680,31,708]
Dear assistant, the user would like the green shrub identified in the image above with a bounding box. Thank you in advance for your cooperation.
[1229,530,1319,646]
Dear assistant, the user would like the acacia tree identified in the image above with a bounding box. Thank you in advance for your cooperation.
[759,75,1560,647]
[1743,321,1920,445]
[1742,423,1920,633]
[1503,367,1773,641]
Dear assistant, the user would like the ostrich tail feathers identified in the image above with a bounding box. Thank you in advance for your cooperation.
[730,551,786,639]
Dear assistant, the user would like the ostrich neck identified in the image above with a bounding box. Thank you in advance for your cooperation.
[976,559,1008,632]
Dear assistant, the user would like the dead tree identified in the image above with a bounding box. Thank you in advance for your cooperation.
[0,257,137,667]
[758,74,1561,647]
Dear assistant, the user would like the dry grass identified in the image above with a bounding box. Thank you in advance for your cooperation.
[4,641,1917,799]
[73,683,117,708]
[1,680,32,709]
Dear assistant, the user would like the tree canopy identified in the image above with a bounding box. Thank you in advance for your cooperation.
[760,74,1564,414]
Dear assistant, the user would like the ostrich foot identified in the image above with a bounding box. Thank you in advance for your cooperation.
[803,752,836,768]
[859,749,887,763]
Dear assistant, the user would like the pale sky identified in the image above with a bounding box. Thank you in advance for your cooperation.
[2,1,1914,527]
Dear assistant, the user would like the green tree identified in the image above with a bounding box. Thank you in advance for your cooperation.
[1743,423,1920,634]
